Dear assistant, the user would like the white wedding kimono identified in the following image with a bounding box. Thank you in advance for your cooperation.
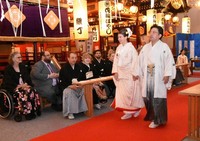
[112,42,144,110]
[139,40,176,99]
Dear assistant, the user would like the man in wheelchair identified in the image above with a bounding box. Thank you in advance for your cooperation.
[0,51,41,122]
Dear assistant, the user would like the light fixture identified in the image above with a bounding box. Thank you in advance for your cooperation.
[146,9,157,34]
[117,3,124,11]
[130,5,138,13]
[164,14,171,21]
[73,0,88,40]
[172,16,179,23]
[156,13,164,29]
[138,15,147,22]
[182,16,190,33]
[98,0,113,36]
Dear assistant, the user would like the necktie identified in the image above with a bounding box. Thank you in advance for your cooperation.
[47,64,54,73]
[47,64,57,86]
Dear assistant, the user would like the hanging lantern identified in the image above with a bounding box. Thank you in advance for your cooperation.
[182,16,190,33]
[172,16,179,23]
[156,13,164,29]
[73,0,88,40]
[146,9,157,34]
[98,0,113,36]
[130,5,138,14]
[164,14,171,21]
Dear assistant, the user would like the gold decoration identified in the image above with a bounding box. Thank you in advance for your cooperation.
[44,10,59,30]
[171,0,182,9]
[5,5,26,28]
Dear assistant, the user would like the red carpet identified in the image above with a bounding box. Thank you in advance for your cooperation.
[190,71,200,78]
[31,80,200,141]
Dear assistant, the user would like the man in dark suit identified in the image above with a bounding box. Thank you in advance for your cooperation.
[30,51,62,111]
[59,52,88,119]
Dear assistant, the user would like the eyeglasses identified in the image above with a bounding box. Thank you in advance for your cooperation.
[17,56,22,59]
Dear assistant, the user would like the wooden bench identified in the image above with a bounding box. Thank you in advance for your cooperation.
[73,76,113,117]
[179,84,200,140]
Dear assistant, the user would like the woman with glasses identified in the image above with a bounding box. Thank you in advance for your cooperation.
[2,51,41,121]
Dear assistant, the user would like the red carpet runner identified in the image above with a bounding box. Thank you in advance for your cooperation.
[31,80,200,141]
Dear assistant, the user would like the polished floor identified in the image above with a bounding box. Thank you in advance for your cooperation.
[0,77,199,141]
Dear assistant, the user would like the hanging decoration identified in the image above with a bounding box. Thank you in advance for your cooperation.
[38,0,46,37]
[44,10,60,30]
[57,0,63,33]
[146,9,157,34]
[5,1,26,37]
[182,16,190,33]
[156,13,164,29]
[46,0,49,14]
[0,0,5,21]
[98,0,112,36]
[73,0,88,40]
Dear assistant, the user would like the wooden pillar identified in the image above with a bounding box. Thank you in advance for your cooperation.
[33,42,37,62]
[84,84,94,117]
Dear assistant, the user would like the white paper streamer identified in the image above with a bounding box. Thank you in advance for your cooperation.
[0,0,5,21]
[57,0,63,33]
[46,0,49,14]
[151,0,155,8]
[19,0,23,36]
[38,0,46,36]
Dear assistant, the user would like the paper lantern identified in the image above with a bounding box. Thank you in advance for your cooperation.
[130,5,138,13]
[146,9,157,34]
[156,13,164,29]
[73,0,88,40]
[182,16,190,33]
[98,0,113,36]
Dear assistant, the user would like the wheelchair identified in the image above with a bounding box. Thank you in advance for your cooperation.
[0,89,41,122]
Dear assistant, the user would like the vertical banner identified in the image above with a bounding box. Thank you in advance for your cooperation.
[73,0,88,40]
[86,32,94,53]
[182,17,190,34]
[98,0,112,36]
[146,9,157,34]
[190,40,195,58]
[89,25,99,42]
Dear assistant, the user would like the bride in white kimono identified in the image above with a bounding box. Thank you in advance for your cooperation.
[139,25,176,128]
[111,28,144,120]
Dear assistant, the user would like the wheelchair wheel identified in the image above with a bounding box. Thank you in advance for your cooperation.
[0,89,14,119]
[14,114,22,122]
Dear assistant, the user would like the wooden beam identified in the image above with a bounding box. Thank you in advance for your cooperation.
[0,36,70,42]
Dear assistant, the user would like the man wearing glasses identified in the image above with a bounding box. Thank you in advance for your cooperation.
[31,51,62,111]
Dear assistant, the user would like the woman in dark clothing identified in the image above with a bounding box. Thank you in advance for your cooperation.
[1,52,40,120]
[79,52,107,110]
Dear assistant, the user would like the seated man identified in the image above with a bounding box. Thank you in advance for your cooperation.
[30,51,62,111]
[59,52,88,119]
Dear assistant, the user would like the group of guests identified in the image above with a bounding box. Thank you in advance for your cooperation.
[1,47,115,121]
[1,24,176,129]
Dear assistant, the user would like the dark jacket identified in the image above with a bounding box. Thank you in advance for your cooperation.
[2,63,33,93]
[59,63,83,92]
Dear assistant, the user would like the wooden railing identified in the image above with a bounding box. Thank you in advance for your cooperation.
[73,76,113,117]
